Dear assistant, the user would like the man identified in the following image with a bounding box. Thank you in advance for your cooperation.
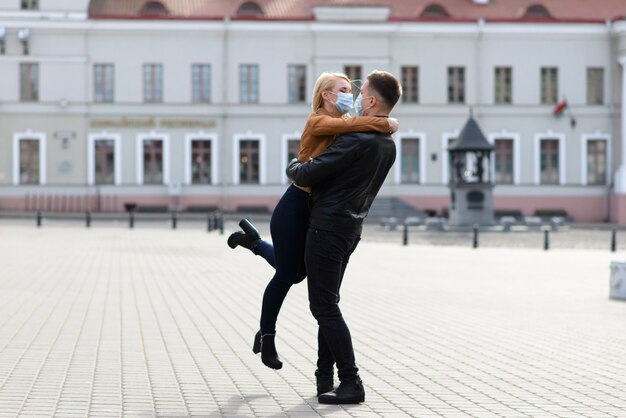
[286,70,402,404]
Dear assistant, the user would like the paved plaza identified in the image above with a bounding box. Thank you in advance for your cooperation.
[1,222,626,417]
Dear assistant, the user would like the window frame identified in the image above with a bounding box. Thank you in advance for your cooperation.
[184,133,218,186]
[87,132,122,186]
[12,131,46,185]
[20,62,39,102]
[233,132,266,185]
[581,133,611,186]
[534,131,565,185]
[143,63,163,103]
[487,132,521,185]
[393,132,427,185]
[239,64,259,104]
[401,66,419,104]
[494,66,512,105]
[447,66,465,104]
[540,67,558,105]
[94,63,115,103]
[281,132,301,184]
[441,130,460,184]
[287,64,307,104]
[192,63,211,104]
[136,132,170,185]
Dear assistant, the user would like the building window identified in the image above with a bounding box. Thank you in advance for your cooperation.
[401,138,420,183]
[586,139,607,185]
[21,0,38,10]
[240,64,259,103]
[236,2,263,17]
[587,68,604,105]
[288,65,306,103]
[344,65,362,83]
[140,1,168,16]
[19,139,40,184]
[94,64,114,103]
[191,140,212,184]
[448,67,465,104]
[20,63,38,102]
[143,64,163,103]
[421,4,449,18]
[401,66,419,103]
[192,64,211,103]
[239,140,260,184]
[494,139,514,184]
[524,4,551,19]
[494,67,512,104]
[94,139,115,185]
[540,139,559,184]
[287,139,300,163]
[143,139,163,184]
[541,67,558,104]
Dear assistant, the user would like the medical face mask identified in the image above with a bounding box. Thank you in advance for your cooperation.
[329,91,354,114]
[355,93,373,116]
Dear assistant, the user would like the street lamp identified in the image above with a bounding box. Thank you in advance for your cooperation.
[17,27,30,55]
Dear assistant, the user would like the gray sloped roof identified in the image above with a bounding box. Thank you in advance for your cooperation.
[449,116,493,152]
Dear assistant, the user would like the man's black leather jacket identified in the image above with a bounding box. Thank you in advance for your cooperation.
[286,131,396,235]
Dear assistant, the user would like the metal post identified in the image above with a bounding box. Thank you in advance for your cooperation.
[544,229,549,250]
[207,212,213,232]
[36,211,42,227]
[472,224,479,248]
[402,223,408,246]
[213,213,219,231]
[129,212,134,229]
[611,228,617,252]
[219,213,224,235]
[86,211,91,228]
[172,212,177,230]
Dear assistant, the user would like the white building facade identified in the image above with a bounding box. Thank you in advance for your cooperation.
[1,0,626,223]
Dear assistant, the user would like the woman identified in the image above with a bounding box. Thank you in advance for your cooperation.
[227,72,397,382]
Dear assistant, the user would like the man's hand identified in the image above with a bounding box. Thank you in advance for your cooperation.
[387,117,399,133]
[286,158,301,182]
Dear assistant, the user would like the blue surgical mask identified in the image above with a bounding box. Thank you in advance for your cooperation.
[330,91,353,114]
[355,93,372,116]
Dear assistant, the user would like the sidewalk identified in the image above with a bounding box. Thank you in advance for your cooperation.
[0,224,625,417]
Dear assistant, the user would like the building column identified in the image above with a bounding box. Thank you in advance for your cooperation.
[617,57,626,193]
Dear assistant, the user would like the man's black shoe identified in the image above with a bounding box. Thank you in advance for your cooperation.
[318,377,364,404]
[316,375,334,396]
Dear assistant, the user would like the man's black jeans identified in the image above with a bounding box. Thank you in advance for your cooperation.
[305,227,361,382]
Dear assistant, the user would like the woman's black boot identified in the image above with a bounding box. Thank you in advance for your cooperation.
[260,333,283,370]
[252,330,261,354]
[227,219,261,252]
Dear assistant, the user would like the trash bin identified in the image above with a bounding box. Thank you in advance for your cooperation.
[610,262,626,301]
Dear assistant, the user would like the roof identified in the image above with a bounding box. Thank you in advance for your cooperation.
[449,116,493,152]
[88,0,626,22]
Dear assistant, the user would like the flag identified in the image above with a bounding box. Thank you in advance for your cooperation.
[553,100,567,117]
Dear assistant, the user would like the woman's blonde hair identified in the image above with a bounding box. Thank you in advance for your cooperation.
[311,72,350,112]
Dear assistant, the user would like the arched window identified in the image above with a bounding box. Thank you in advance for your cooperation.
[421,4,449,18]
[140,1,169,16]
[236,2,263,17]
[523,4,552,19]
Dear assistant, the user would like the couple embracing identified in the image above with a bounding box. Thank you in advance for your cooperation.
[228,70,402,404]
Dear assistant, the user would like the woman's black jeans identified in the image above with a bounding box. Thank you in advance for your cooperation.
[255,184,309,335]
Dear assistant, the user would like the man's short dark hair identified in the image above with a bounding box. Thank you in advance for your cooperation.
[367,70,402,111]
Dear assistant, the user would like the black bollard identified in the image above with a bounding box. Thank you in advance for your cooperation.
[472,224,479,248]
[36,211,42,227]
[543,229,549,250]
[172,212,177,230]
[402,224,408,246]
[86,211,91,228]
[129,212,134,229]
[219,213,224,235]
[611,228,617,252]
[213,213,219,231]
[207,212,213,232]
